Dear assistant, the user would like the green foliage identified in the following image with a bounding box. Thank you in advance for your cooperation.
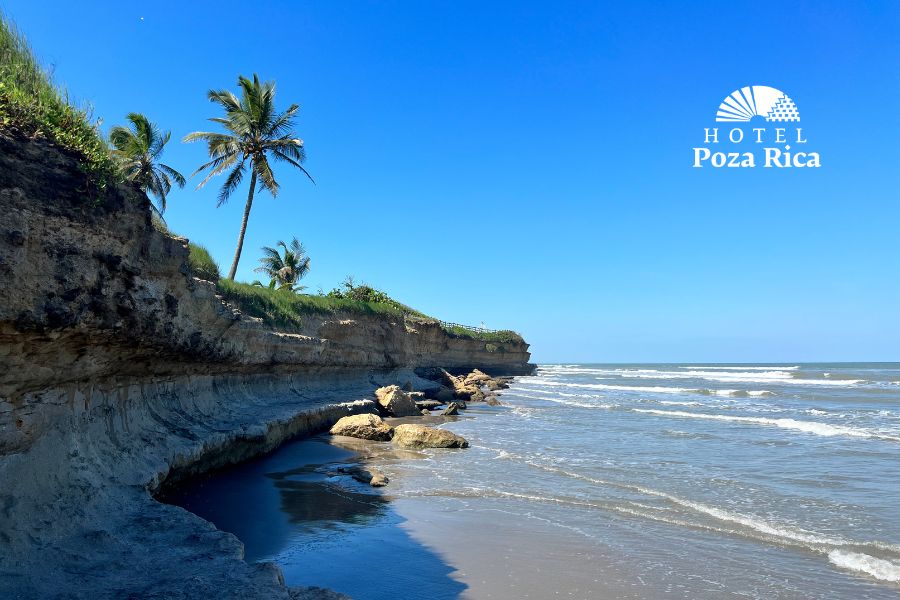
[0,13,118,199]
[151,213,171,234]
[184,73,314,279]
[255,237,310,292]
[109,112,185,215]
[325,277,428,317]
[187,243,220,282]
[441,325,524,344]
[217,279,414,330]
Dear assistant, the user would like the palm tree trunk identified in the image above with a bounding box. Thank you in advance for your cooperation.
[227,170,257,280]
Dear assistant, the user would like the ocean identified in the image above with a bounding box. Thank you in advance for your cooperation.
[169,363,900,599]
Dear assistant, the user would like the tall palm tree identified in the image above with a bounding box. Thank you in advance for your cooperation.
[254,237,310,291]
[109,112,185,215]
[183,74,313,280]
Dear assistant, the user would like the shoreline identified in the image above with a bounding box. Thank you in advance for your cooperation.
[0,366,531,599]
[162,376,644,600]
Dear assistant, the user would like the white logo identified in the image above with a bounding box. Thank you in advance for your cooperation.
[716,86,799,122]
[693,85,819,169]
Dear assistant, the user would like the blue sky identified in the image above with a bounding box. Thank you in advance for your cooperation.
[4,1,899,362]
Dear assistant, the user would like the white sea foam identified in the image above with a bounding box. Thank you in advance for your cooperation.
[611,369,862,386]
[632,409,900,442]
[657,400,703,406]
[828,551,900,582]
[510,391,614,409]
[528,461,900,562]
[522,380,773,398]
[678,366,800,371]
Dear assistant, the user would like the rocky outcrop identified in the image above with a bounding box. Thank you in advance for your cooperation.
[329,413,394,441]
[391,424,469,449]
[441,402,462,416]
[373,385,420,417]
[0,133,533,599]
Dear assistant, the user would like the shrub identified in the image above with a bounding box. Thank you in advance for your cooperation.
[187,243,220,282]
[217,279,418,330]
[325,277,428,318]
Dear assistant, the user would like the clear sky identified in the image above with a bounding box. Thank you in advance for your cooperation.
[3,1,899,363]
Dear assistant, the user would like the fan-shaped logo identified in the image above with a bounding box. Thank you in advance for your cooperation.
[693,84,819,169]
[716,86,799,122]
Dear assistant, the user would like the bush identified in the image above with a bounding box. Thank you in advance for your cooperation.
[0,13,119,200]
[325,277,428,318]
[217,279,417,330]
[187,243,220,282]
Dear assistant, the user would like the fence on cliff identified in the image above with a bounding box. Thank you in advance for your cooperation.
[437,320,501,334]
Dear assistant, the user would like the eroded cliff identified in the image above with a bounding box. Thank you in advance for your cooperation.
[0,133,532,599]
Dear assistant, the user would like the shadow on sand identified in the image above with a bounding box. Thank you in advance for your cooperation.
[161,436,467,600]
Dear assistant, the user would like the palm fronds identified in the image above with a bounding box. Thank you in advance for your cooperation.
[183,74,313,278]
[253,237,310,292]
[109,112,184,214]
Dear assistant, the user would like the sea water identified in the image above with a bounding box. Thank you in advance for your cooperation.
[171,364,900,599]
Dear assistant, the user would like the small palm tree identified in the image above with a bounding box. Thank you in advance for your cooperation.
[183,74,313,280]
[254,237,310,292]
[109,113,185,215]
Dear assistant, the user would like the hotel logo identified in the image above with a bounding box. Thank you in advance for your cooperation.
[693,85,820,168]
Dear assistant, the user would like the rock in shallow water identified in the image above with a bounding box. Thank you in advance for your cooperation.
[337,465,389,487]
[391,424,469,449]
[289,586,353,600]
[441,402,461,416]
[329,413,393,441]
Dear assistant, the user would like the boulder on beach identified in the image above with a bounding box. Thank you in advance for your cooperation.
[329,413,394,441]
[463,368,493,386]
[485,394,502,406]
[440,368,486,402]
[374,385,420,417]
[391,424,469,449]
[420,408,431,416]
[485,378,510,391]
[441,402,461,416]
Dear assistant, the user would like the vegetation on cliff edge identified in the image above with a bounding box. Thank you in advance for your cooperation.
[216,279,415,329]
[187,243,221,282]
[0,13,118,197]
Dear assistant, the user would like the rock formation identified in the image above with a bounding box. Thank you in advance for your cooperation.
[329,413,394,441]
[373,385,420,417]
[0,133,533,599]
[391,424,469,449]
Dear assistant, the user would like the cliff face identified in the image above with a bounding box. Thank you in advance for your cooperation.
[0,134,532,599]
[0,133,530,455]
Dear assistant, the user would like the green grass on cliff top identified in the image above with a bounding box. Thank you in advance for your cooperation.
[215,279,524,344]
[0,13,117,194]
[216,279,415,329]
[186,243,221,282]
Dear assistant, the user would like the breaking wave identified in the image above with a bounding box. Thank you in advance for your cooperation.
[521,380,773,397]
[631,409,900,442]
[828,551,900,582]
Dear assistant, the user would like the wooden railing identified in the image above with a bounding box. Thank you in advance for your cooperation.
[438,320,501,334]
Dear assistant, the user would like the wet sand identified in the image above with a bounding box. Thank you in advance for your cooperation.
[164,428,641,599]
